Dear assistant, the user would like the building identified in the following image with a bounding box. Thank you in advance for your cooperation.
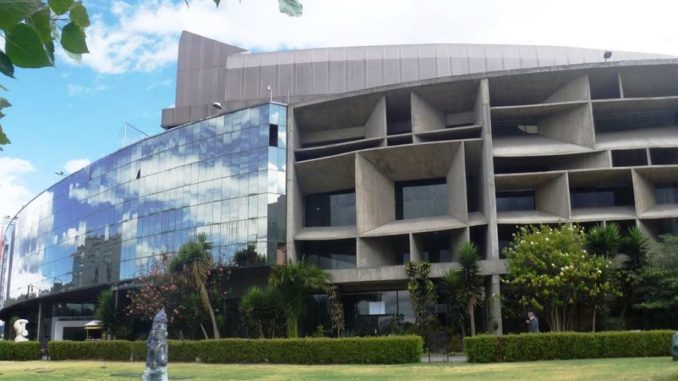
[2,31,678,339]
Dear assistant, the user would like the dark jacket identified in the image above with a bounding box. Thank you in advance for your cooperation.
[528,316,540,333]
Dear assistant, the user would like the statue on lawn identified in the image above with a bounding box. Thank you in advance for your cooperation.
[672,332,678,361]
[142,308,168,381]
[13,319,29,342]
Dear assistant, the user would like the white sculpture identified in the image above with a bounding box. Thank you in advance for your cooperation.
[13,319,29,342]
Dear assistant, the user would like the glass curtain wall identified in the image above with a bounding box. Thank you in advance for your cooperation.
[2,104,287,307]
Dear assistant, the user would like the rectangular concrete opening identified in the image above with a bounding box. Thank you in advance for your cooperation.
[589,70,621,99]
[650,147,678,165]
[612,149,648,167]
[298,239,357,270]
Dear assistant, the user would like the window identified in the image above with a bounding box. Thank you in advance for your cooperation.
[269,124,278,147]
[570,186,634,208]
[300,239,356,270]
[496,190,535,212]
[656,183,678,204]
[305,190,356,227]
[395,179,447,220]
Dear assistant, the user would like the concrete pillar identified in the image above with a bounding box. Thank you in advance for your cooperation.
[486,274,503,335]
[477,79,500,261]
[409,233,422,263]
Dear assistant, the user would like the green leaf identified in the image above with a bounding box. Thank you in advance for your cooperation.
[48,0,73,15]
[0,0,41,30]
[60,22,88,54]
[278,0,302,16]
[0,84,7,91]
[69,2,89,28]
[0,124,10,147]
[0,97,11,108]
[213,0,220,5]
[5,23,53,68]
[0,111,5,119]
[0,50,15,78]
[28,6,52,44]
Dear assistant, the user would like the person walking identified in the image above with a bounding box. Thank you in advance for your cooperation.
[526,311,540,333]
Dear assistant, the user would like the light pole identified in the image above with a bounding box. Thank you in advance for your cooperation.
[0,215,17,340]
[0,215,18,306]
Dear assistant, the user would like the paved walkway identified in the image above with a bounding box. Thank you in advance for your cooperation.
[421,354,467,363]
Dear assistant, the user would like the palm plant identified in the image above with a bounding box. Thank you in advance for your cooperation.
[458,242,482,336]
[587,223,621,258]
[169,233,220,339]
[239,286,284,338]
[440,269,466,337]
[269,261,331,337]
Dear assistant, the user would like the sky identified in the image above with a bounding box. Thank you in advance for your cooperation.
[2,0,678,221]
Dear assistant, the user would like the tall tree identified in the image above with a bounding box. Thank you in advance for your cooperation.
[169,233,220,339]
[268,261,330,338]
[458,242,483,336]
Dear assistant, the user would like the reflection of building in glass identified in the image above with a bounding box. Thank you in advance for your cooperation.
[0,103,287,340]
[4,30,678,339]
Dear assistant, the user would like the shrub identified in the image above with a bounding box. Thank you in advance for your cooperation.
[48,336,423,364]
[464,330,674,362]
[0,341,41,361]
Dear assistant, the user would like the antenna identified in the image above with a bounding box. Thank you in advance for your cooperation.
[122,123,150,147]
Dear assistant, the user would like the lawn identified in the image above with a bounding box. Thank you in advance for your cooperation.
[0,358,676,381]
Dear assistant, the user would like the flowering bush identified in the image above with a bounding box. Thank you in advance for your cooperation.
[503,225,617,332]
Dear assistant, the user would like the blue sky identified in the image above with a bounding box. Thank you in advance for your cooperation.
[2,0,678,219]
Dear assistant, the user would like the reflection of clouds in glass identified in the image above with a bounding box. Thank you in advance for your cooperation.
[5,104,288,305]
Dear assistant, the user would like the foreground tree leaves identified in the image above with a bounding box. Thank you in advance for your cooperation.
[0,0,41,30]
[61,22,88,54]
[5,23,53,67]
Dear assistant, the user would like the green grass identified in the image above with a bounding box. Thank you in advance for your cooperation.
[0,358,676,380]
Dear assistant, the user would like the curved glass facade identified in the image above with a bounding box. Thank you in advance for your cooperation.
[1,103,286,308]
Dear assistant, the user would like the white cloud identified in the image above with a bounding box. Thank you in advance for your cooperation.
[68,0,678,75]
[65,158,91,173]
[0,157,35,220]
[66,83,109,96]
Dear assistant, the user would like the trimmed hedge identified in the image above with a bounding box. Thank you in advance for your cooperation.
[464,330,674,363]
[49,336,423,364]
[0,341,41,361]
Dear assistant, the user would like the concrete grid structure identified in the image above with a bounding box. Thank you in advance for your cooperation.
[3,31,678,338]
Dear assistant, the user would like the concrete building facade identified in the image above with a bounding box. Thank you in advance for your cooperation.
[3,31,678,338]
